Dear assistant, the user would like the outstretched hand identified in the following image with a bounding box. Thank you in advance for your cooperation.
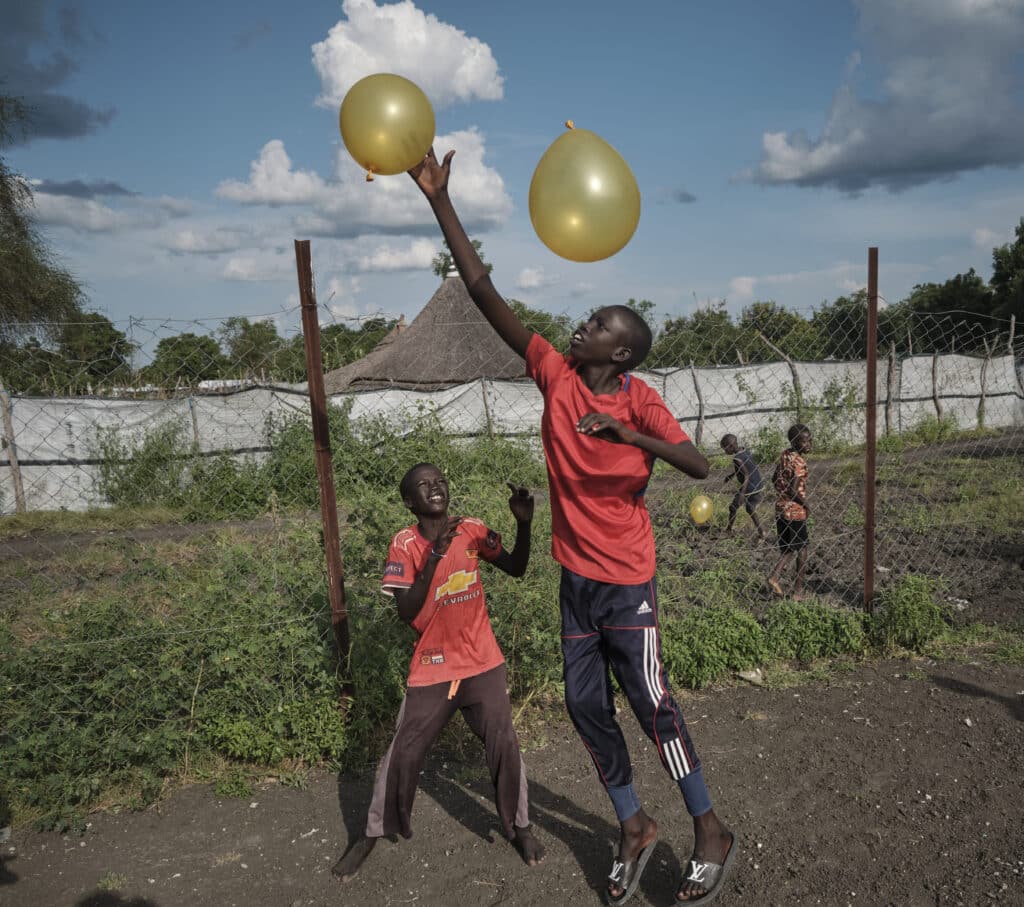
[576,412,635,445]
[432,516,462,555]
[408,147,454,199]
[506,482,534,523]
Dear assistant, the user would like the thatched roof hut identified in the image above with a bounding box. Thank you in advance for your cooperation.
[323,273,526,393]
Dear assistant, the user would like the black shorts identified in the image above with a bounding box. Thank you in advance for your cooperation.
[776,518,808,553]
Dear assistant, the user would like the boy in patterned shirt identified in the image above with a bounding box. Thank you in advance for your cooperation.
[410,148,736,906]
[768,424,812,599]
[332,463,545,882]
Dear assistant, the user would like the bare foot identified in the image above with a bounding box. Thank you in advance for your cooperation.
[607,810,658,901]
[512,824,546,866]
[331,835,377,883]
[767,577,784,597]
[677,811,733,902]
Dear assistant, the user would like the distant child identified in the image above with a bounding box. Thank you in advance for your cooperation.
[410,149,736,906]
[768,424,812,599]
[332,463,545,882]
[719,434,766,541]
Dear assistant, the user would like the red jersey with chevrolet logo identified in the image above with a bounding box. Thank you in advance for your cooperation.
[526,333,688,584]
[382,518,505,687]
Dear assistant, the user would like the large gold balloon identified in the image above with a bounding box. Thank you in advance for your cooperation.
[529,123,641,262]
[689,494,714,525]
[339,73,435,178]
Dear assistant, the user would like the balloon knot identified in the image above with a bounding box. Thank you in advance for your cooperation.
[564,120,575,130]
[365,170,375,182]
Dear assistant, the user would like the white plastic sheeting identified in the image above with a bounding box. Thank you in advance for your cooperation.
[3,355,1021,513]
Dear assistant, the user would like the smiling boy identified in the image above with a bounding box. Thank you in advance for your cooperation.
[332,463,544,882]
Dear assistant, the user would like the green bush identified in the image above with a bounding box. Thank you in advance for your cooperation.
[661,606,768,688]
[764,599,866,661]
[903,414,959,446]
[871,575,947,652]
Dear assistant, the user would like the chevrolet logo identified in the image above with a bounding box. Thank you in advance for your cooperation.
[435,569,477,600]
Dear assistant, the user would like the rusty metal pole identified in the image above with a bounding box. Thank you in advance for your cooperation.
[864,247,879,614]
[294,240,352,684]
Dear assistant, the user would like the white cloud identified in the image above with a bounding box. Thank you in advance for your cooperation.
[748,0,1024,191]
[972,227,1002,249]
[323,276,364,320]
[299,127,512,238]
[728,276,757,301]
[219,129,510,239]
[570,282,595,298]
[30,192,190,233]
[222,250,294,282]
[170,227,253,254]
[355,238,437,272]
[515,267,555,290]
[216,140,325,205]
[312,0,503,109]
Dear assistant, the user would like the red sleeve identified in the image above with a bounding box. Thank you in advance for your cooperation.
[525,332,566,393]
[634,383,689,444]
[461,518,503,563]
[381,529,418,594]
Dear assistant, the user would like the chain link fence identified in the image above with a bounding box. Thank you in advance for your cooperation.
[2,284,1022,828]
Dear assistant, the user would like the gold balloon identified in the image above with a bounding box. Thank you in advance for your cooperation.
[689,494,714,525]
[339,73,435,177]
[529,124,641,262]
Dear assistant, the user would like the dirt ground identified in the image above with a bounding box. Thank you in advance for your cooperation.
[3,656,1022,907]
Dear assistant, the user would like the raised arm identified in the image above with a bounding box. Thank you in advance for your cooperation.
[409,149,532,357]
[491,483,534,578]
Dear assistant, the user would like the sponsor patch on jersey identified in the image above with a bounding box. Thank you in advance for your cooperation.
[419,647,444,666]
[465,548,479,559]
[384,561,405,577]
[434,569,478,600]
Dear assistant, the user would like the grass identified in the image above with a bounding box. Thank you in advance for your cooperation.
[0,506,182,539]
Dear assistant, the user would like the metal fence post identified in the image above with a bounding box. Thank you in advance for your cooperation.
[0,381,27,513]
[294,240,352,694]
[864,248,879,614]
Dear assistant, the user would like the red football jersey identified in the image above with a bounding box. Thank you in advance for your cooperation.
[382,518,505,687]
[526,333,688,584]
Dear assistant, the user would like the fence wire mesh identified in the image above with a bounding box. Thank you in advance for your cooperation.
[2,287,1023,828]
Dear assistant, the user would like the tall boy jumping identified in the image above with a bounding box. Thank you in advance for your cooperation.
[410,149,736,905]
[332,463,545,882]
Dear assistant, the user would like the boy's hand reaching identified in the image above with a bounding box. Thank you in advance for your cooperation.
[507,482,534,523]
[408,147,454,200]
[432,516,463,556]
[576,412,636,445]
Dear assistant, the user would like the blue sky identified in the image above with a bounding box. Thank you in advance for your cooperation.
[6,0,1024,341]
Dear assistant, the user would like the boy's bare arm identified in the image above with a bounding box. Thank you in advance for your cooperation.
[577,413,710,479]
[492,483,533,578]
[409,149,532,357]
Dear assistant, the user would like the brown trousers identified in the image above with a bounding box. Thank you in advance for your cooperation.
[365,662,530,840]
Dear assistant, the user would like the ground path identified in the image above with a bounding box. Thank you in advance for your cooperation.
[3,657,1022,906]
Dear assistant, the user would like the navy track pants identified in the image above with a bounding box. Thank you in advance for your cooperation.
[559,568,701,790]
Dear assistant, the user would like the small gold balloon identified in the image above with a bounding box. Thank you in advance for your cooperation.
[689,494,714,525]
[529,124,641,262]
[339,73,436,177]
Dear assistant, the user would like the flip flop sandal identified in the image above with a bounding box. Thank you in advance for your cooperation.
[605,836,658,906]
[676,832,738,904]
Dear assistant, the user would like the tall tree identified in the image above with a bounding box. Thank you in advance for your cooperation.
[0,95,85,342]
[217,316,283,377]
[990,218,1024,320]
[144,333,227,386]
[431,238,491,277]
[57,312,134,389]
